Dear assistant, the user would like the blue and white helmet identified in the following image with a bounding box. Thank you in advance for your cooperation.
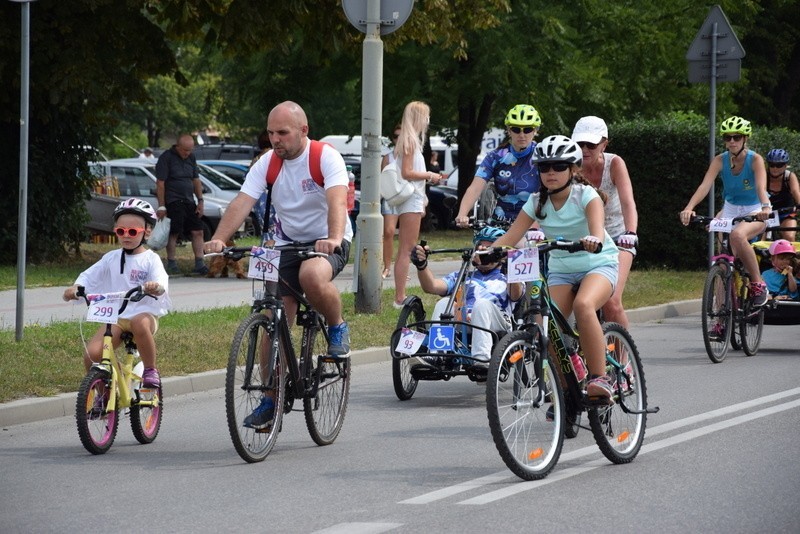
[473,226,506,245]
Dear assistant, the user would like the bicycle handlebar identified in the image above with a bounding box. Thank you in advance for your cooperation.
[689,205,800,227]
[205,243,337,261]
[75,285,151,314]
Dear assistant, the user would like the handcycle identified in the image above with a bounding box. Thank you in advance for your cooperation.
[485,239,658,480]
[208,244,351,463]
[74,285,163,455]
[689,213,775,362]
[390,243,509,400]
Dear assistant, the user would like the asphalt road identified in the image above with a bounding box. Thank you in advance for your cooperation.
[1,313,799,533]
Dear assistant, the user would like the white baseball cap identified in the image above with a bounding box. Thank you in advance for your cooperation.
[572,116,608,145]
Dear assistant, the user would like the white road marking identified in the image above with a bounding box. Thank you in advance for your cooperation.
[312,522,403,534]
[400,388,800,505]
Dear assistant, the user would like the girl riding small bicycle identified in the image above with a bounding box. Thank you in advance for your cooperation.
[63,198,171,388]
[491,135,620,400]
[679,116,771,307]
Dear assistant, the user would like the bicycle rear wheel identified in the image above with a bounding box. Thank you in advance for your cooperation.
[391,299,425,400]
[75,367,119,454]
[588,323,647,464]
[303,321,351,445]
[130,384,163,444]
[701,264,732,363]
[739,287,764,357]
[226,312,286,463]
[486,328,564,481]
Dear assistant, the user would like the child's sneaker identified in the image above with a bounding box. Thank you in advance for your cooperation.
[750,282,769,308]
[243,397,274,429]
[327,322,351,358]
[587,375,614,399]
[142,368,161,388]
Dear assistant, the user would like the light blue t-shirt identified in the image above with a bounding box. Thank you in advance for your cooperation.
[763,268,799,299]
[521,183,618,274]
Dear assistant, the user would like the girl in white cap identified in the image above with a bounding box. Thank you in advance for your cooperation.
[572,116,638,328]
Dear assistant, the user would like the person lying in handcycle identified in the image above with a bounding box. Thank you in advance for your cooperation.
[410,226,525,368]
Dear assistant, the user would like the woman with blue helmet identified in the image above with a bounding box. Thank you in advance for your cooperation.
[766,148,800,241]
[455,104,542,226]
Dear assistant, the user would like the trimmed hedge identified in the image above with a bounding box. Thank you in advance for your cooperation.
[608,116,800,269]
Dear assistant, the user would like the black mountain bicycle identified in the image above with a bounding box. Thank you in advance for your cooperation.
[210,244,351,463]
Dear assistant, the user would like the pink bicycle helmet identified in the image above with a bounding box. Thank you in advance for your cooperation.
[768,239,795,256]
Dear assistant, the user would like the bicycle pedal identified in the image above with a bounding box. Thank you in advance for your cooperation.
[586,395,615,406]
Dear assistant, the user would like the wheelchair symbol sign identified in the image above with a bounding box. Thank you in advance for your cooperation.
[429,325,455,351]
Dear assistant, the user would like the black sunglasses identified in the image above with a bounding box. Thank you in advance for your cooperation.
[578,141,599,150]
[537,162,570,173]
[722,134,744,142]
[509,126,535,134]
[768,162,787,168]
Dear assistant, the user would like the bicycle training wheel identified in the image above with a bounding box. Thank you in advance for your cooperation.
[130,384,163,444]
[739,292,764,357]
[486,328,564,481]
[701,264,732,363]
[75,367,119,455]
[588,323,647,464]
[225,312,287,463]
[302,320,351,446]
[391,299,425,400]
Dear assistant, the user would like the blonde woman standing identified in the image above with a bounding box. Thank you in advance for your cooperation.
[391,101,442,308]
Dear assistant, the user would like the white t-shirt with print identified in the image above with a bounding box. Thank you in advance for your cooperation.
[241,141,353,245]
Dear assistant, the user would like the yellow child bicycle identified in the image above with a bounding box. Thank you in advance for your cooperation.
[74,285,163,454]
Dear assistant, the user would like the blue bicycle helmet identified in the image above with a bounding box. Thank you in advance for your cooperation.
[767,148,790,164]
[473,226,506,245]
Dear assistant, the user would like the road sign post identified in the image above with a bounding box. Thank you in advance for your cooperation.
[343,0,414,313]
[686,5,745,263]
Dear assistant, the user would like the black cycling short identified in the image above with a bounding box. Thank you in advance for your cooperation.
[277,240,350,298]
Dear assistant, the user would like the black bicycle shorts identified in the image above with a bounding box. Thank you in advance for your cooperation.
[277,240,350,298]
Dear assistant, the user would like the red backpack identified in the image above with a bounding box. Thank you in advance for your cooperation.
[265,139,326,187]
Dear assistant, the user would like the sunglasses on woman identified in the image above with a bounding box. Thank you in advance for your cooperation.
[509,126,535,134]
[578,141,599,150]
[537,162,570,173]
[722,134,744,142]
[114,226,145,237]
[768,162,787,168]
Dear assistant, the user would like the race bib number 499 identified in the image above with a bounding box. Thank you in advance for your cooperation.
[247,247,280,281]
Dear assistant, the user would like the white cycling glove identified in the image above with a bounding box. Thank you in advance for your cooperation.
[616,231,638,248]
[525,230,546,243]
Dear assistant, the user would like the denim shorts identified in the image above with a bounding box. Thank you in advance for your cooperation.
[547,263,619,295]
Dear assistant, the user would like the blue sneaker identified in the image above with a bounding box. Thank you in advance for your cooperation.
[243,397,274,429]
[327,322,351,358]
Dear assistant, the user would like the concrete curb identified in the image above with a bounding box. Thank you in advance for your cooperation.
[0,301,699,428]
[0,346,391,428]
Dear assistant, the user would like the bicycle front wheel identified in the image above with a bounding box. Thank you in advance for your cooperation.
[701,264,732,363]
[588,323,647,464]
[739,285,764,357]
[75,367,119,455]
[303,322,351,446]
[487,328,564,481]
[130,384,162,444]
[226,312,286,463]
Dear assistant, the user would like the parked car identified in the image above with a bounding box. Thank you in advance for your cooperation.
[192,143,259,161]
[85,159,242,240]
[198,159,250,184]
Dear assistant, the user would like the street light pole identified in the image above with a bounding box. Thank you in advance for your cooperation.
[12,0,37,341]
